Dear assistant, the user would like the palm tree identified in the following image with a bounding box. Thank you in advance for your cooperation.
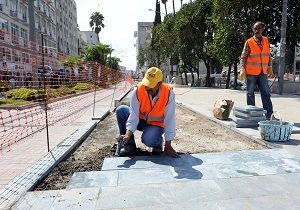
[89,12,105,42]
[172,0,175,14]
[161,0,168,14]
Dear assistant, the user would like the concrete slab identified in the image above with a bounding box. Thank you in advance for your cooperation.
[67,171,118,189]
[94,172,300,209]
[102,149,294,171]
[292,126,300,134]
[12,188,101,210]
[234,105,265,113]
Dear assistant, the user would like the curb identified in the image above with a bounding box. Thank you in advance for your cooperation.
[176,99,277,149]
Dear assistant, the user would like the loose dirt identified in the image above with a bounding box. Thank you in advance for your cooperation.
[35,104,267,191]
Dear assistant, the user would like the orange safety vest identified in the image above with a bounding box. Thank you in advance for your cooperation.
[245,36,270,75]
[137,83,171,128]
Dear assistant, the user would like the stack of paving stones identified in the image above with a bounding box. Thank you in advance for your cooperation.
[233,105,266,128]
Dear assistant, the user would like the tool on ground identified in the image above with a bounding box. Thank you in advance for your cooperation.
[115,135,124,156]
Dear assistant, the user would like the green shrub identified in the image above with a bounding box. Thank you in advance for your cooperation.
[57,86,76,96]
[45,89,60,98]
[5,88,41,101]
[73,83,93,91]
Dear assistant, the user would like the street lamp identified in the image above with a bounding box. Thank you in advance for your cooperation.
[148,9,166,15]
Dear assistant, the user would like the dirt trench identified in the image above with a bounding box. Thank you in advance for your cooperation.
[35,104,266,191]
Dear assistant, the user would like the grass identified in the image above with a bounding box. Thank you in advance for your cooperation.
[0,99,29,106]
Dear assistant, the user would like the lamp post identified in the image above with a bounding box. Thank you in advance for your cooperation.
[278,0,288,95]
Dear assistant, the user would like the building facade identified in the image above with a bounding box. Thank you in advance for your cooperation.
[134,22,153,72]
[55,0,78,56]
[0,0,80,86]
[80,31,99,46]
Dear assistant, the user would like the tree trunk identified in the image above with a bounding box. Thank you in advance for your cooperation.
[184,70,188,85]
[165,4,168,14]
[190,69,194,86]
[205,62,211,87]
[234,62,238,89]
[172,0,175,14]
[225,65,231,89]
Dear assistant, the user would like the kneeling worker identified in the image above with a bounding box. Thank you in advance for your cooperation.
[116,67,178,157]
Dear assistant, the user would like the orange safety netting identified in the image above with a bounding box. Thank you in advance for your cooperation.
[0,28,134,152]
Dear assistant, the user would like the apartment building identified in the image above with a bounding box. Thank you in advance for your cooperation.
[55,0,78,56]
[80,31,99,46]
[0,0,35,84]
[134,22,153,72]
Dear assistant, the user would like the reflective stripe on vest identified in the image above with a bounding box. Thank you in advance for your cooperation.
[137,83,171,128]
[245,36,270,75]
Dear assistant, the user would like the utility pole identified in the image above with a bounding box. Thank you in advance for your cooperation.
[278,0,288,95]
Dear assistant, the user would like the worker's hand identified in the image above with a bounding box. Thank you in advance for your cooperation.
[123,130,133,144]
[162,141,179,158]
[239,69,246,81]
[267,67,273,78]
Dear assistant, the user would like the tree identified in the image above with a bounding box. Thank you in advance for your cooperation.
[174,0,215,86]
[89,12,105,42]
[108,57,121,70]
[161,0,168,14]
[83,43,112,65]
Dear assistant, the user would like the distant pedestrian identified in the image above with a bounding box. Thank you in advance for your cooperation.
[9,77,16,88]
[240,21,274,120]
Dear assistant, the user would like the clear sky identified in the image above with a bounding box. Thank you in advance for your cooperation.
[75,0,190,71]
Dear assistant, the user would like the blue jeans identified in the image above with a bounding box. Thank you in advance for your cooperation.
[116,105,164,147]
[246,73,273,118]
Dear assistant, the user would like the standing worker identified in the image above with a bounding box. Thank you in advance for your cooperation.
[240,21,274,120]
[116,67,178,157]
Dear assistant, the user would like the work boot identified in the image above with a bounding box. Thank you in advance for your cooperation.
[152,146,163,155]
[119,143,136,156]
[152,137,164,155]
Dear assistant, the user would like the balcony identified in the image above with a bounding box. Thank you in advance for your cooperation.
[10,10,17,17]
[22,14,27,22]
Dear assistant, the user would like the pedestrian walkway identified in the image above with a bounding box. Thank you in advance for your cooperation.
[13,149,300,209]
[0,83,130,209]
[173,87,300,151]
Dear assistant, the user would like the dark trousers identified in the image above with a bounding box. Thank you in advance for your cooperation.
[116,105,163,148]
[246,72,273,118]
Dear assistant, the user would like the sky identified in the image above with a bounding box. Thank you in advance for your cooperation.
[75,0,191,71]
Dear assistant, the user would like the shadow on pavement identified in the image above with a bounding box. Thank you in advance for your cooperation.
[117,153,203,180]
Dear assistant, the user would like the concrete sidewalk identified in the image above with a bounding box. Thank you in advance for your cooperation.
[173,87,300,153]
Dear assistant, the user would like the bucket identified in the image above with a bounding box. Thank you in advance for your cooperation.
[258,113,294,142]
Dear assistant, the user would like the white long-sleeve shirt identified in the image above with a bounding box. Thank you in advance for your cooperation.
[126,87,176,141]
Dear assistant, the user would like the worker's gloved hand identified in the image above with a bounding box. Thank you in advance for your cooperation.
[267,67,273,78]
[239,70,246,81]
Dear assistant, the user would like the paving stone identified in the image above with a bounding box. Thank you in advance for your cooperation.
[234,109,264,117]
[95,173,300,209]
[234,111,266,121]
[234,105,265,113]
[95,182,175,209]
[51,188,100,210]
[292,125,300,134]
[102,149,295,171]
[12,190,59,210]
[67,171,118,189]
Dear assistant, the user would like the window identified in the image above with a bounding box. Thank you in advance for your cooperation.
[0,17,8,31]
[11,23,19,44]
[19,4,27,21]
[10,0,17,12]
